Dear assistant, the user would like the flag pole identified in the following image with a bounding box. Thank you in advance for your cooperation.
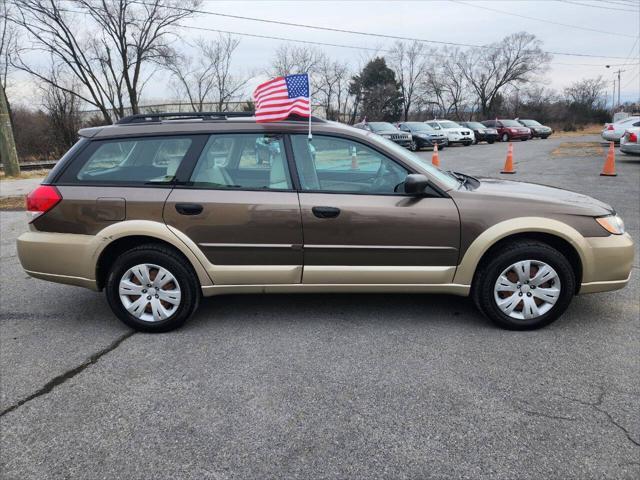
[308,74,312,140]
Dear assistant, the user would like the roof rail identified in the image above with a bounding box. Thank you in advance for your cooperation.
[115,111,327,125]
[116,111,253,124]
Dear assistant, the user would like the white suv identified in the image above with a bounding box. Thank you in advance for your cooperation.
[425,120,474,146]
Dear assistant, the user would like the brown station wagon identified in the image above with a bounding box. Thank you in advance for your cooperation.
[17,112,634,332]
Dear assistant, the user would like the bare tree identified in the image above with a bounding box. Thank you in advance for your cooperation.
[269,44,325,77]
[389,41,431,121]
[166,35,249,112]
[564,76,607,110]
[11,0,200,122]
[315,58,350,121]
[0,0,19,91]
[458,32,551,117]
[41,74,82,151]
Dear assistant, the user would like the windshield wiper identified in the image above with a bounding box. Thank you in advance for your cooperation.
[446,170,478,189]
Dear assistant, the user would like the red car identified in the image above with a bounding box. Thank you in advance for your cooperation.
[482,119,531,142]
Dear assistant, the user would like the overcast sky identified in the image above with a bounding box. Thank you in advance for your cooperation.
[9,0,640,108]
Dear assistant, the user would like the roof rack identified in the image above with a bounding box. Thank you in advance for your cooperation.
[116,111,253,124]
[116,111,326,125]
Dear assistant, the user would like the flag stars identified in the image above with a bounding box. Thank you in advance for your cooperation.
[286,74,309,99]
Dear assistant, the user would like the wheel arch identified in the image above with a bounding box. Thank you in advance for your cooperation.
[90,220,213,290]
[454,217,590,290]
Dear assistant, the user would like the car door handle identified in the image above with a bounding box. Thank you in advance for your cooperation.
[175,203,203,215]
[312,206,340,219]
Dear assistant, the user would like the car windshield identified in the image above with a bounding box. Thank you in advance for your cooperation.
[373,135,459,190]
[403,123,435,133]
[465,122,486,129]
[520,120,541,126]
[500,120,522,127]
[439,121,462,129]
[368,122,397,132]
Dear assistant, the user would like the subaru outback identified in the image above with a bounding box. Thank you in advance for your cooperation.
[17,112,634,332]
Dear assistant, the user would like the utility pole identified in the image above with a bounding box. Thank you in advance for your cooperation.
[0,83,20,177]
[606,65,626,109]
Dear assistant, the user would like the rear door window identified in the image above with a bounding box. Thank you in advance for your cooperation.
[62,136,194,184]
[188,133,292,190]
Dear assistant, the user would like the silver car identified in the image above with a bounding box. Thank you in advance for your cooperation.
[620,127,639,155]
[602,116,640,143]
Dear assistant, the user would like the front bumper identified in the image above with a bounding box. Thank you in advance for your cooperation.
[579,232,635,294]
[477,133,498,142]
[415,136,447,148]
[531,129,552,138]
[448,133,473,143]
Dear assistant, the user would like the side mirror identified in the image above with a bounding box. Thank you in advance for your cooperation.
[404,174,430,195]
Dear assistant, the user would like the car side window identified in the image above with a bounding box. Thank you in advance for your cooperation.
[427,122,439,129]
[189,133,292,190]
[290,135,409,195]
[71,137,192,184]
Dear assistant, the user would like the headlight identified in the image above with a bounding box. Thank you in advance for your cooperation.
[596,214,625,235]
[382,134,392,138]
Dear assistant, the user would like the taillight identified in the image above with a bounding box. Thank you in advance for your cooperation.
[607,125,614,131]
[629,132,638,142]
[26,185,62,221]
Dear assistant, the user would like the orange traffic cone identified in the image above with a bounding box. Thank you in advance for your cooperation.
[501,143,515,174]
[432,143,440,167]
[600,142,617,176]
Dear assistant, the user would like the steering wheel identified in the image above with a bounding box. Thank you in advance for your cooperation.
[370,161,404,193]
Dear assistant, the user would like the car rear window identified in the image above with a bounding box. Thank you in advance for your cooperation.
[61,136,194,185]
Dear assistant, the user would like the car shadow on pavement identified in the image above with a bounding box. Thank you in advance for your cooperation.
[186,293,491,331]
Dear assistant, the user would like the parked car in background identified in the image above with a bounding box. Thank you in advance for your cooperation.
[459,121,498,144]
[425,119,474,146]
[397,122,448,151]
[517,119,553,139]
[602,116,640,143]
[18,111,634,332]
[482,119,531,142]
[620,127,639,155]
[353,121,412,147]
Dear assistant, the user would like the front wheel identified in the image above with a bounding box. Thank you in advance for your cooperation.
[472,241,575,330]
[409,140,418,152]
[487,139,495,144]
[501,133,509,142]
[105,244,200,332]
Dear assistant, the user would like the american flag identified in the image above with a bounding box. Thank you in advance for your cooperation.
[253,74,310,123]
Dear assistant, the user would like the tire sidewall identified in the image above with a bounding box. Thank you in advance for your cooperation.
[477,244,575,330]
[105,247,198,332]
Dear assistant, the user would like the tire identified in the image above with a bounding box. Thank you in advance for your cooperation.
[409,140,418,152]
[521,137,528,141]
[471,240,576,330]
[463,141,472,146]
[105,243,200,332]
[541,135,549,140]
[487,140,495,144]
[501,133,509,142]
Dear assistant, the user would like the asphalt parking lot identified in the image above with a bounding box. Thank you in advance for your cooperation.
[1,134,638,479]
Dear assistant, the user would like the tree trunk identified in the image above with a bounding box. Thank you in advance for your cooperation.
[0,84,20,177]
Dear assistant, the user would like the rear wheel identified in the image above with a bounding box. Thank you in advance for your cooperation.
[472,241,575,330]
[487,139,495,144]
[105,244,200,332]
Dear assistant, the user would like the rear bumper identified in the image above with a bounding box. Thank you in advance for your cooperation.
[17,230,99,290]
[579,232,635,294]
[620,143,640,155]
